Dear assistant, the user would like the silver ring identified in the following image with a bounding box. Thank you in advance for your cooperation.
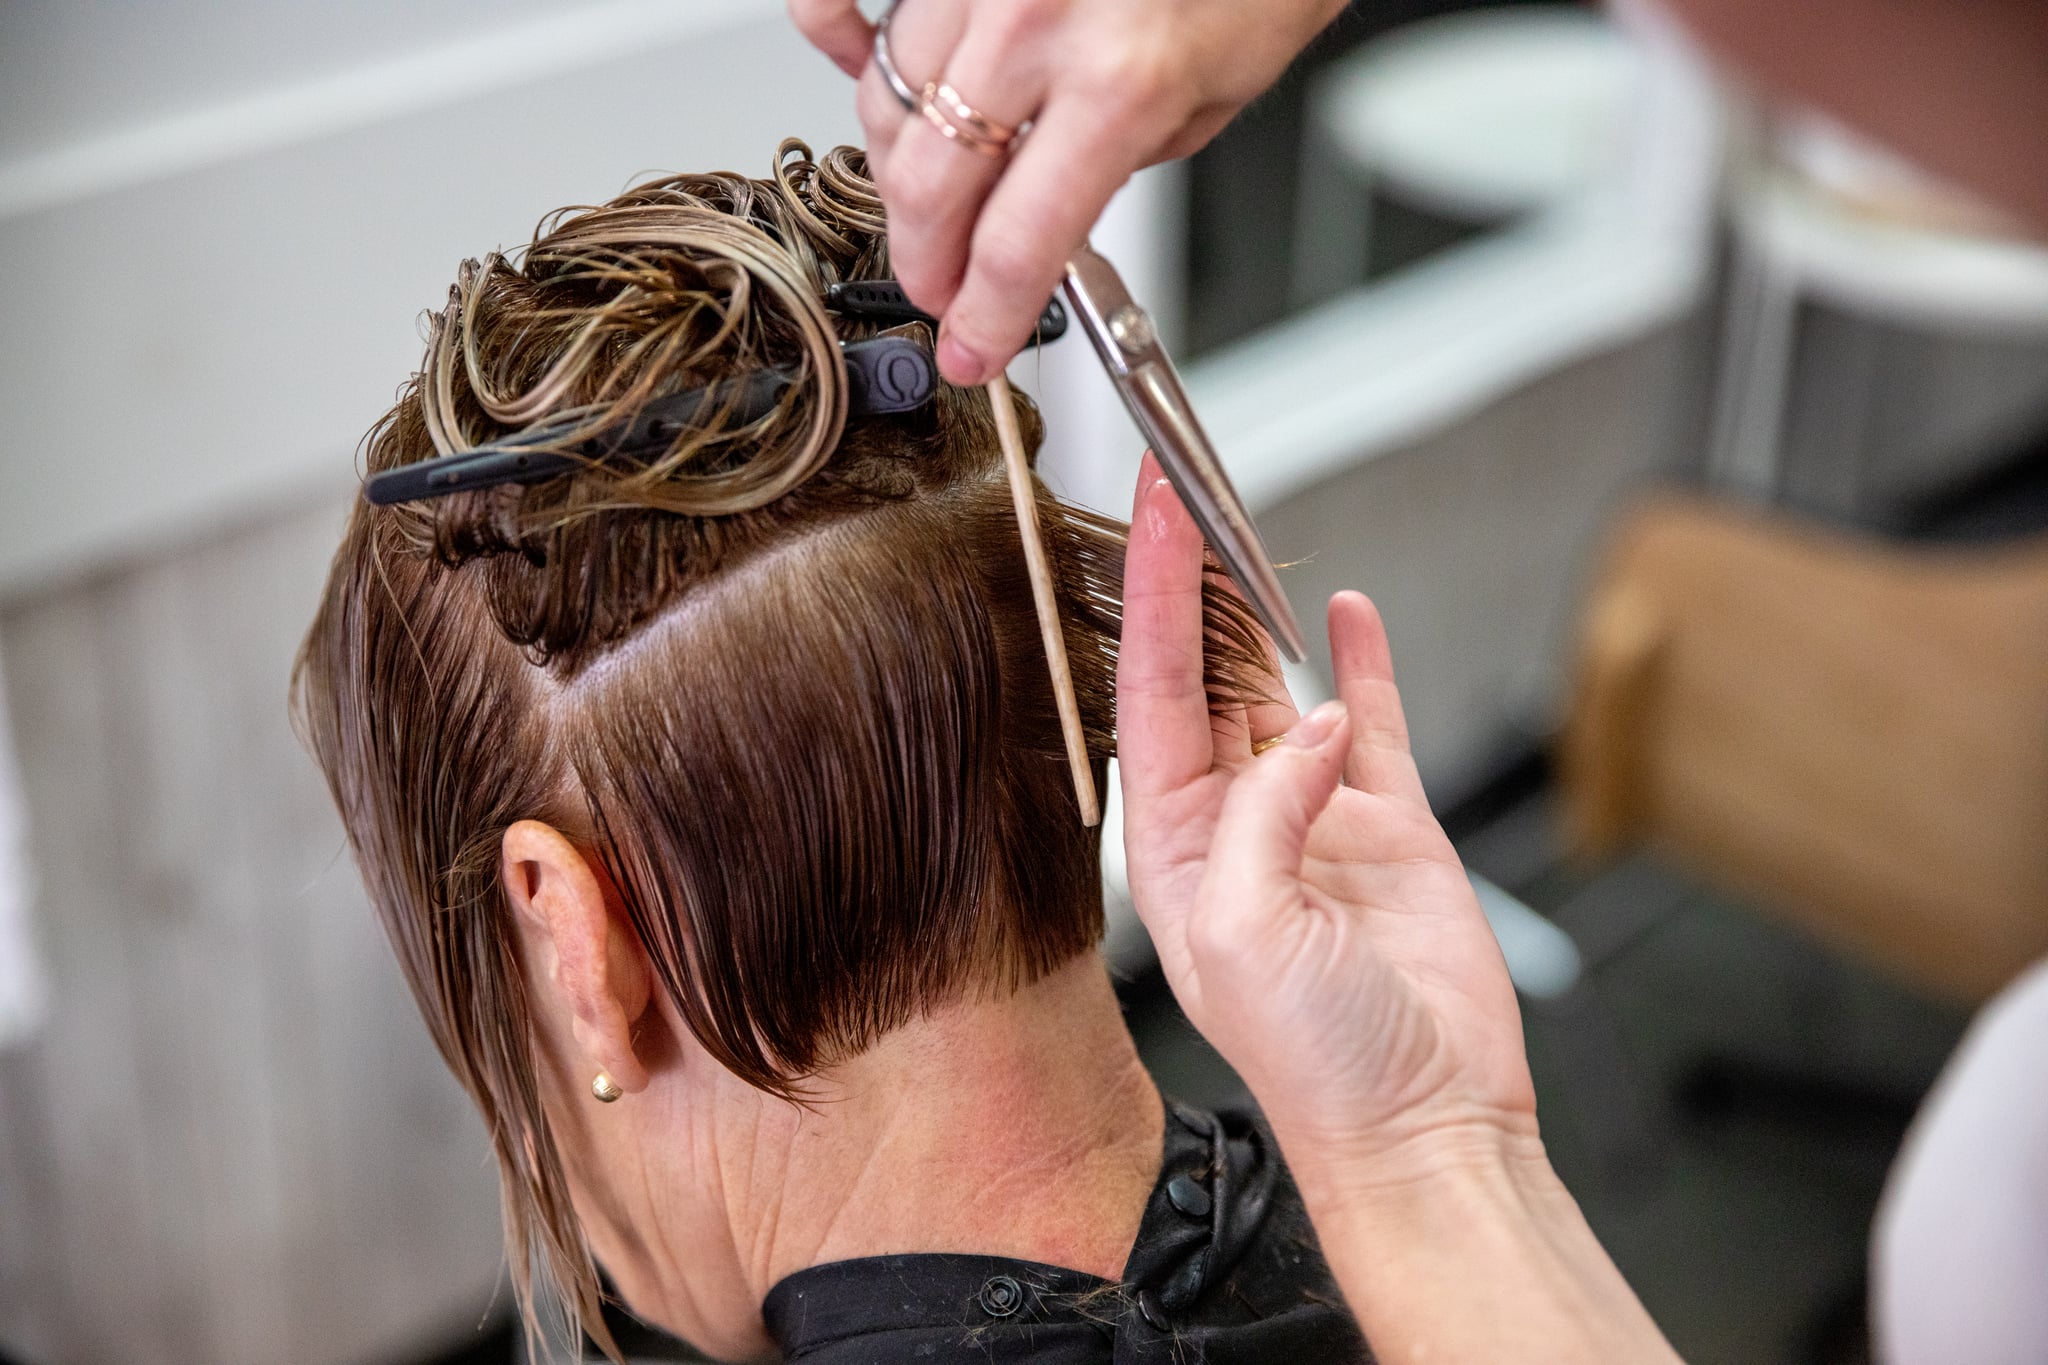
[873,1,920,113]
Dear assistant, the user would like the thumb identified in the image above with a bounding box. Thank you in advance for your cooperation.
[1200,701,1351,940]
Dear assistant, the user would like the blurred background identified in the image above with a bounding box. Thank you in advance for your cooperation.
[3,1,2045,1362]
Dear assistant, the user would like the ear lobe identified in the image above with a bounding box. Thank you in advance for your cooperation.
[501,820,652,1095]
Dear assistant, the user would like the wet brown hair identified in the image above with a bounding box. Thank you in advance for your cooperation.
[292,140,1269,1355]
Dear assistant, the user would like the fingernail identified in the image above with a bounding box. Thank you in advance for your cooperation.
[938,333,986,385]
[1141,478,1175,541]
[1290,700,1346,750]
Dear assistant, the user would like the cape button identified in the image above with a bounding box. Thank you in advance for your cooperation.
[978,1275,1024,1318]
[1138,1289,1171,1331]
[1166,1173,1213,1220]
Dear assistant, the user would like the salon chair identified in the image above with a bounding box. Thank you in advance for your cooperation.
[1560,492,2048,1004]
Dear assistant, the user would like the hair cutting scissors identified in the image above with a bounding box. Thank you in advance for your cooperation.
[1061,245,1309,663]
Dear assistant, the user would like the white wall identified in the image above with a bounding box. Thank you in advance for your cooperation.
[0,0,576,163]
[0,0,864,596]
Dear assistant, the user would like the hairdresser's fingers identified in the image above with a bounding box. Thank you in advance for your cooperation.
[856,0,971,171]
[856,60,915,172]
[882,133,1009,321]
[935,93,1176,384]
[1119,460,1218,798]
[873,5,1029,316]
[1245,661,1302,748]
[788,0,875,78]
[1327,591,1429,808]
[1196,701,1351,943]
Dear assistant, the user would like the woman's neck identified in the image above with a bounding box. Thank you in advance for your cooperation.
[591,953,1166,1357]
[758,954,1166,1285]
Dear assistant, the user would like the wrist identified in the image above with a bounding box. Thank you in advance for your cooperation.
[1293,1118,1563,1245]
[1268,1115,1682,1365]
[1264,1101,1551,1208]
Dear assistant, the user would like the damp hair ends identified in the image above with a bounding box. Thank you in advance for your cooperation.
[290,140,1273,1360]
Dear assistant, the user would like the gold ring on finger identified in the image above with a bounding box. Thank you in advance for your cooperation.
[918,81,1025,157]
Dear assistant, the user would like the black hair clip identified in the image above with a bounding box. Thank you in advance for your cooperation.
[827,280,1068,344]
[363,335,938,506]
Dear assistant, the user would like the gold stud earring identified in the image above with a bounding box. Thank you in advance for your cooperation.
[591,1071,624,1104]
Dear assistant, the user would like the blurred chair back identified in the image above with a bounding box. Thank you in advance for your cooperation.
[1561,495,2048,1001]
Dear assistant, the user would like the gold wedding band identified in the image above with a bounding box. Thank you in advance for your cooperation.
[1251,734,1288,757]
[919,81,1022,157]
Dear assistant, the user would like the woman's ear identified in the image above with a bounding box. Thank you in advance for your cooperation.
[501,820,652,1095]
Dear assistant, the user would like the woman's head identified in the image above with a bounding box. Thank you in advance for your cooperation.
[294,140,1264,1353]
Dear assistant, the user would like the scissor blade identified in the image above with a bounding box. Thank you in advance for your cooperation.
[1126,365,1309,664]
[1062,246,1309,663]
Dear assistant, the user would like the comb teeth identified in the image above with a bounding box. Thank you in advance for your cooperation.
[826,280,1069,344]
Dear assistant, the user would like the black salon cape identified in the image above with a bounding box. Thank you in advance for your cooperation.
[762,1103,1373,1363]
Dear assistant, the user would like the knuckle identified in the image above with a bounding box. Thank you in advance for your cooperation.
[1083,44,1185,123]
[982,0,1065,50]
[1125,54,1184,117]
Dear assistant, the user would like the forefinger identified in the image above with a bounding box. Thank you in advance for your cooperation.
[787,0,874,78]
[936,94,1170,384]
[1117,459,1217,798]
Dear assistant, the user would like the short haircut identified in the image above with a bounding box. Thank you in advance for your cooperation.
[292,141,1268,1353]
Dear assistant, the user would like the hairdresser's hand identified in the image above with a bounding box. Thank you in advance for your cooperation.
[1116,464,1535,1169]
[1120,478,1683,1361]
[787,0,1347,384]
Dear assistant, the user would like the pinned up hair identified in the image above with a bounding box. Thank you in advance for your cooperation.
[292,140,1270,1355]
